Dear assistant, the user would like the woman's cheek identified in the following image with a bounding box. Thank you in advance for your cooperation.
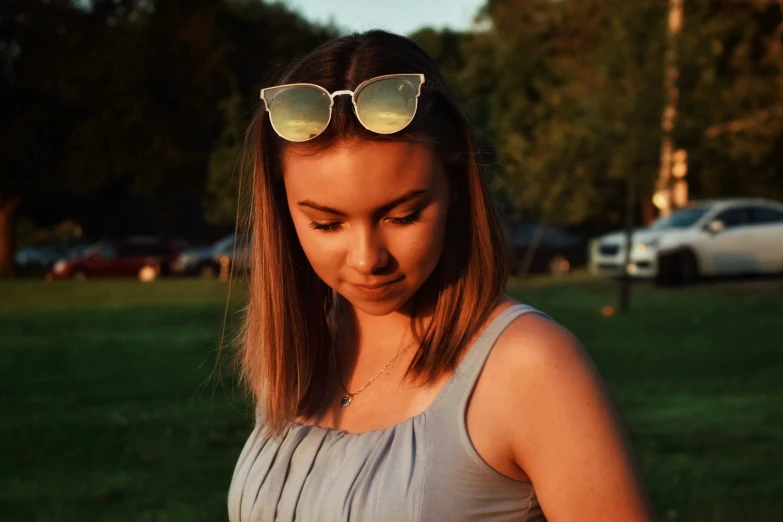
[301,236,343,270]
[288,222,336,274]
[391,222,446,270]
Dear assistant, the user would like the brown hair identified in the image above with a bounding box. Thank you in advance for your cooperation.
[236,30,509,435]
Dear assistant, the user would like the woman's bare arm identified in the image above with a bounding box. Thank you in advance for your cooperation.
[491,314,656,521]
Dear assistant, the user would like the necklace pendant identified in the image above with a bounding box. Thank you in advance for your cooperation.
[341,394,353,408]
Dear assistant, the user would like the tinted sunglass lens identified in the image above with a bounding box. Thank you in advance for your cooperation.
[355,77,418,134]
[267,86,331,142]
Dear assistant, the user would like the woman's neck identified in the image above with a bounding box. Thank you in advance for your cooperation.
[332,293,434,371]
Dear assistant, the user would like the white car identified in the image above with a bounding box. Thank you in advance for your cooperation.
[590,198,783,282]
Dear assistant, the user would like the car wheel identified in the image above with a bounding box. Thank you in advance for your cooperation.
[158,262,171,277]
[678,249,699,285]
[655,252,675,286]
[71,269,88,281]
[199,264,217,279]
[548,254,571,277]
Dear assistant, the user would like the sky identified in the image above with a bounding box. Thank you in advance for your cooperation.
[279,0,487,36]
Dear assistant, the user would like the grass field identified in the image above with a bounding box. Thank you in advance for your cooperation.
[1,277,782,521]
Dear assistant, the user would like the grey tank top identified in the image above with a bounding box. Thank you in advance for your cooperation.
[228,303,548,522]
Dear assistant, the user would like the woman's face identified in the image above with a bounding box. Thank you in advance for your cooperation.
[283,139,452,316]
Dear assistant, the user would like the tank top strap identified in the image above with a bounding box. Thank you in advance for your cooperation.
[429,303,550,414]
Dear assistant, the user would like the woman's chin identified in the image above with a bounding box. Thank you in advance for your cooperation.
[342,294,405,317]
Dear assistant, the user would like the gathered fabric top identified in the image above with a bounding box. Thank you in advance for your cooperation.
[228,303,549,522]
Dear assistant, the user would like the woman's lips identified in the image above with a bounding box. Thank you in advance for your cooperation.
[349,277,403,298]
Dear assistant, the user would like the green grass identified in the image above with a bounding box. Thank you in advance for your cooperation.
[1,277,782,521]
[515,280,783,521]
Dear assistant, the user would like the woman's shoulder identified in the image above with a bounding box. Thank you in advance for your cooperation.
[479,301,654,521]
[464,298,598,481]
[490,297,587,377]
[476,297,602,432]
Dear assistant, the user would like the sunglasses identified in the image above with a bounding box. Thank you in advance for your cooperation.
[260,73,425,142]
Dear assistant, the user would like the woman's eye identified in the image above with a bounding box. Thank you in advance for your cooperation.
[388,209,422,226]
[307,210,421,233]
[308,222,342,233]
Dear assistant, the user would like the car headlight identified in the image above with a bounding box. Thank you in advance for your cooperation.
[177,254,195,267]
[633,239,659,253]
[53,260,67,274]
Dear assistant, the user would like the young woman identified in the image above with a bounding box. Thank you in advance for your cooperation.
[228,30,655,522]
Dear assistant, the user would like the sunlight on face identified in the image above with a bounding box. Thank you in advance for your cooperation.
[282,139,452,316]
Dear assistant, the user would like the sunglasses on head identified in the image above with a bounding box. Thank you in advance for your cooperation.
[260,73,426,142]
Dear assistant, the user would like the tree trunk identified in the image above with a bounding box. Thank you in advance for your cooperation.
[619,152,640,314]
[0,195,21,279]
[619,175,635,315]
[641,197,656,226]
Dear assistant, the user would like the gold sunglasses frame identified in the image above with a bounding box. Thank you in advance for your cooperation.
[260,73,426,142]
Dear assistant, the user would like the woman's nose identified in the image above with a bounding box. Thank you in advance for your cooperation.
[346,226,389,274]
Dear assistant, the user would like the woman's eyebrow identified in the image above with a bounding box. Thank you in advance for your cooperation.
[297,189,429,216]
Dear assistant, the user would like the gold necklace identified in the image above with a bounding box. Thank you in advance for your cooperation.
[332,336,412,408]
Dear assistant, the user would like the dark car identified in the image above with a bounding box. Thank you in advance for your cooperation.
[15,240,89,277]
[49,237,181,280]
[173,233,250,278]
[15,244,71,276]
[505,220,587,276]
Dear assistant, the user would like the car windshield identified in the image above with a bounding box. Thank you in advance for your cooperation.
[212,235,235,253]
[80,242,105,257]
[649,206,711,230]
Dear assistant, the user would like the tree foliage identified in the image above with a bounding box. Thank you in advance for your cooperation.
[2,0,782,278]
[677,0,783,201]
[461,0,668,228]
[0,0,334,275]
[417,0,783,230]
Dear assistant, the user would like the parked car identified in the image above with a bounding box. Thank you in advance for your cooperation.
[15,244,69,275]
[172,241,222,278]
[14,240,87,276]
[590,198,783,284]
[173,233,250,278]
[505,220,588,276]
[49,237,181,280]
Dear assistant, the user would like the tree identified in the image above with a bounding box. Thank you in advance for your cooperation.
[200,0,337,228]
[467,0,665,231]
[677,0,783,201]
[204,89,245,227]
[0,0,94,277]
[0,0,334,277]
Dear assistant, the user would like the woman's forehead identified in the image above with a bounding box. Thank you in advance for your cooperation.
[282,139,448,211]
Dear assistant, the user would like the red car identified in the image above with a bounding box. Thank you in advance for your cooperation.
[49,237,181,280]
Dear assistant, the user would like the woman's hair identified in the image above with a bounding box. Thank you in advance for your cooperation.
[236,30,510,434]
